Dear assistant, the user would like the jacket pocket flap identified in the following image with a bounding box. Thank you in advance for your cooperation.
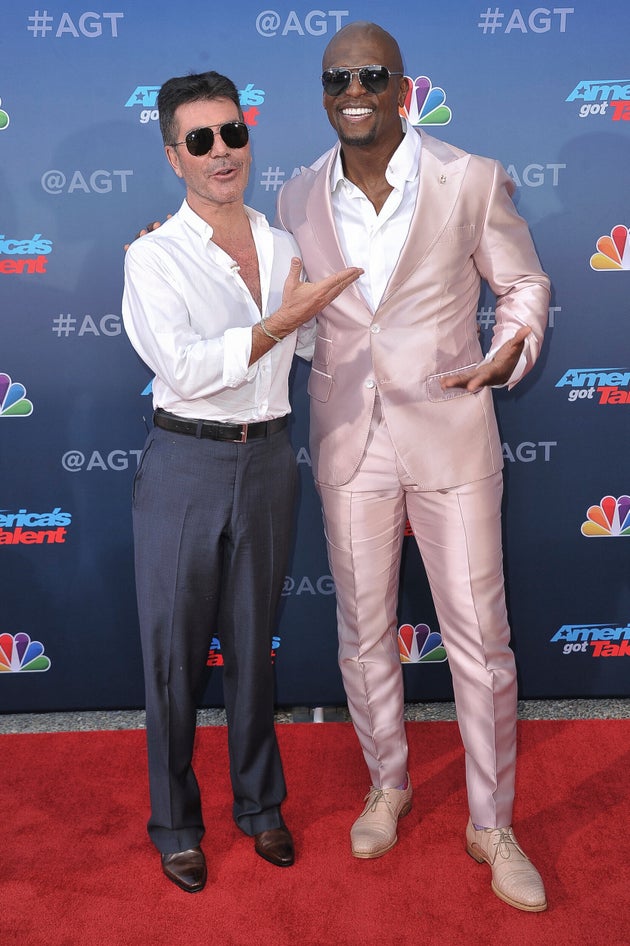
[427,364,479,402]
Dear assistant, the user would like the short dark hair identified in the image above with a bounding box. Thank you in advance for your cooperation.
[157,71,243,146]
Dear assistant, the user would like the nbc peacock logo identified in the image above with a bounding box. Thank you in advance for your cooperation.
[398,623,447,663]
[400,75,452,126]
[0,373,33,417]
[0,97,9,131]
[581,495,630,537]
[0,632,51,673]
[590,225,630,270]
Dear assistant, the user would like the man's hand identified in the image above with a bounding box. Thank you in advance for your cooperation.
[270,258,363,336]
[440,325,531,393]
[249,258,362,365]
[123,216,172,252]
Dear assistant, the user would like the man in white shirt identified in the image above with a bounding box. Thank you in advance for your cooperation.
[122,70,360,893]
[276,21,549,912]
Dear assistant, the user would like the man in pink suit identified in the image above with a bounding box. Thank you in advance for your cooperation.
[276,21,549,912]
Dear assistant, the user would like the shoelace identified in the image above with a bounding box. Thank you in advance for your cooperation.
[363,788,397,819]
[491,828,527,862]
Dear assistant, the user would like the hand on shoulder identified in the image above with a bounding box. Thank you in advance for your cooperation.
[123,215,172,252]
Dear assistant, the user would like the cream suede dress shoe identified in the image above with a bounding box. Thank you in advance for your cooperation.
[465,819,547,912]
[351,777,413,858]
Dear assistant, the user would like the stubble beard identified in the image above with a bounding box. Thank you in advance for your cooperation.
[337,125,377,148]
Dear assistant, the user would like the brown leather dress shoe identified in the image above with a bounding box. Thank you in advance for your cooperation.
[161,847,207,893]
[254,826,294,867]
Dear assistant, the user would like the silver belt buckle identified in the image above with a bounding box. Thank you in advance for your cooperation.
[234,422,248,443]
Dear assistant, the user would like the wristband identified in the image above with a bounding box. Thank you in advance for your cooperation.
[259,318,283,344]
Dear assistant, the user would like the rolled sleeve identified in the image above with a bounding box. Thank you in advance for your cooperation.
[223,325,257,386]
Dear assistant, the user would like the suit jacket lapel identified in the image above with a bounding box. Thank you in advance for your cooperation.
[380,133,470,308]
[303,147,376,315]
[303,134,472,316]
[304,146,348,273]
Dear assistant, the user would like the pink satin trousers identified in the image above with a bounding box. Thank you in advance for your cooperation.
[317,402,517,829]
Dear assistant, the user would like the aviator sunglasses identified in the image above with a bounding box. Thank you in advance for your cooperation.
[171,121,249,156]
[321,65,403,97]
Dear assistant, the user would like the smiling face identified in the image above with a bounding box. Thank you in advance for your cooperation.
[164,96,251,216]
[322,23,408,151]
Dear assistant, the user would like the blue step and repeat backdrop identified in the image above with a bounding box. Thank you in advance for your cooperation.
[1,2,629,712]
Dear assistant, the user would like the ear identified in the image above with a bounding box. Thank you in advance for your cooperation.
[398,76,410,109]
[165,144,183,179]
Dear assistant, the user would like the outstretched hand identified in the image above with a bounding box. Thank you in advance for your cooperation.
[123,215,172,252]
[440,325,532,392]
[276,258,363,333]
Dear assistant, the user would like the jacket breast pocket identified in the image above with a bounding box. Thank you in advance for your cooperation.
[436,224,476,245]
[308,367,333,403]
[427,364,479,402]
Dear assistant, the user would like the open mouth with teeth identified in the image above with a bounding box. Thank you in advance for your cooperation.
[340,107,374,120]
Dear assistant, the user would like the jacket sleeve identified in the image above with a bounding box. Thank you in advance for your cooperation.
[473,160,550,387]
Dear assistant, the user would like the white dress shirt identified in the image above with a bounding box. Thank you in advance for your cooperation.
[330,119,421,312]
[122,199,315,422]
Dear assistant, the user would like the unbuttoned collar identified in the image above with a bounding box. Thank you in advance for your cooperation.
[330,119,422,196]
[178,198,270,245]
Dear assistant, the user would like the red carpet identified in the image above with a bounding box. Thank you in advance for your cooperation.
[1,719,628,946]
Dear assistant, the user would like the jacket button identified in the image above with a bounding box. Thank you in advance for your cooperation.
[365,379,376,389]
[370,324,381,334]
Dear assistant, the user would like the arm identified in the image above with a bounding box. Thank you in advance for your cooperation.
[122,240,253,401]
[442,162,550,392]
[123,243,360,395]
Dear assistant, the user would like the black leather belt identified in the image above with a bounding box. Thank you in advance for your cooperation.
[153,408,287,443]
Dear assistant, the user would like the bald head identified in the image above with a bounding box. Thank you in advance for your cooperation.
[322,21,403,73]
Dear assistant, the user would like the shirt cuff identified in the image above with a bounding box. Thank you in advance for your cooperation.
[223,325,257,386]
[485,335,531,389]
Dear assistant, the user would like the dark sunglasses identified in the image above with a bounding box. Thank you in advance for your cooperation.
[171,121,249,156]
[321,65,403,97]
